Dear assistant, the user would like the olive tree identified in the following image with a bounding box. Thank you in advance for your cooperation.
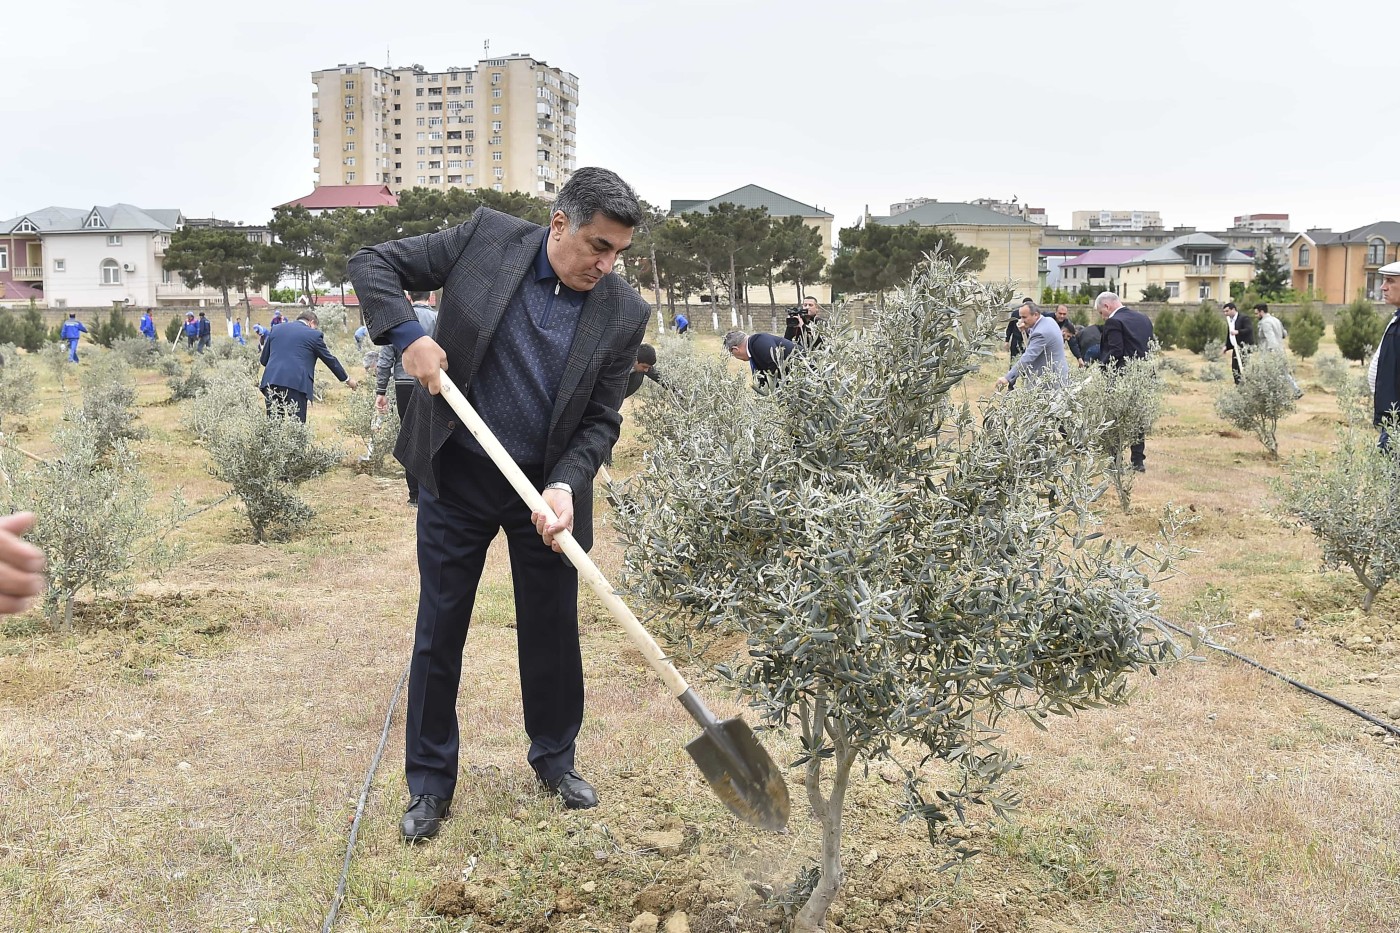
[0,344,39,431]
[70,355,145,458]
[1214,347,1297,459]
[188,361,341,542]
[337,385,400,475]
[1075,354,1166,511]
[1275,417,1400,613]
[0,423,179,632]
[612,262,1181,932]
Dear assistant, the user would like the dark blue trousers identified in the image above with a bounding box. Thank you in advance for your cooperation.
[406,447,582,799]
[262,385,309,424]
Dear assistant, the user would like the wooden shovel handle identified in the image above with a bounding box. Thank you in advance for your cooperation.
[436,372,690,699]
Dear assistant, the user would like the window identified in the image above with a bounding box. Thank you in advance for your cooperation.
[466,175,475,184]
[0,247,6,270]
[344,96,354,109]
[101,259,121,285]
[161,267,172,284]
[313,144,320,154]
[1193,253,1211,269]
[448,160,462,168]
[489,135,501,145]
[416,132,425,140]
[417,176,426,184]
[492,88,502,98]
[448,146,462,154]
[1368,238,1387,264]
[428,131,443,140]
[86,212,105,229]
[430,146,443,154]
[492,151,502,161]
[344,80,355,89]
[416,118,425,126]
[107,234,123,246]
[1166,281,1180,298]
[345,141,355,151]
[346,172,355,181]
[417,146,426,155]
[1198,281,1211,299]
[491,72,501,84]
[416,102,425,111]
[1298,245,1310,266]
[346,113,355,122]
[491,121,502,132]
[417,161,425,169]
[493,183,503,191]
[345,157,356,166]
[428,175,441,184]
[54,299,66,309]
[428,160,441,169]
[448,175,462,183]
[53,258,65,273]
[1087,266,1106,278]
[492,104,501,114]
[346,126,355,135]
[493,166,504,179]
[416,87,424,95]
[428,102,442,111]
[428,117,442,126]
[15,219,37,233]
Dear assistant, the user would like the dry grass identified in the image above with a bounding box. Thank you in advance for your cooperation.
[0,330,1395,932]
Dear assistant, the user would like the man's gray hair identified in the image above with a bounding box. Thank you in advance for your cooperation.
[1021,300,1042,316]
[553,166,644,231]
[722,330,748,352]
[1093,291,1121,310]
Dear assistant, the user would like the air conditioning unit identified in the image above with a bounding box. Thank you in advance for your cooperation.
[121,262,136,272]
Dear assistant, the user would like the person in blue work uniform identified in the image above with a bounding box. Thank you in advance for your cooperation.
[139,310,157,341]
[673,311,689,334]
[182,313,198,350]
[59,313,88,362]
[195,312,212,353]
[232,319,246,345]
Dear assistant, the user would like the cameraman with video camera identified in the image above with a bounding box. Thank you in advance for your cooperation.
[783,295,824,349]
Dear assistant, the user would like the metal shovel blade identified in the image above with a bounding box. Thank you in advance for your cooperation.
[686,717,790,831]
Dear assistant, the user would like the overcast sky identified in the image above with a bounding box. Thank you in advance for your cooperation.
[6,0,1396,236]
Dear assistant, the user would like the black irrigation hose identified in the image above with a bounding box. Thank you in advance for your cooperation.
[1154,616,1400,739]
[321,660,411,933]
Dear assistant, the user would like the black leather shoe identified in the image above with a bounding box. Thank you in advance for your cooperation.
[401,793,450,843]
[539,770,599,810]
[1131,463,1146,473]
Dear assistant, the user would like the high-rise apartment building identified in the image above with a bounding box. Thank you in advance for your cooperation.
[1070,209,1164,231]
[311,54,578,200]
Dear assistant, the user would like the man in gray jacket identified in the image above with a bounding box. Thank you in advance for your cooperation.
[375,291,439,504]
[997,301,1068,389]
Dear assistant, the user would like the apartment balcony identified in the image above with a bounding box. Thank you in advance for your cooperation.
[11,266,42,281]
[1183,264,1225,277]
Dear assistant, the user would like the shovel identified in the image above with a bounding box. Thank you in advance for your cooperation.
[436,371,790,832]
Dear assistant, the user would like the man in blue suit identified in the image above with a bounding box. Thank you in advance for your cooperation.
[1095,291,1155,471]
[723,330,795,389]
[258,309,358,422]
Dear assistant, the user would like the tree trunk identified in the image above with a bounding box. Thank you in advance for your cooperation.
[728,252,739,328]
[705,261,719,331]
[793,702,856,933]
[767,275,777,333]
[649,239,666,336]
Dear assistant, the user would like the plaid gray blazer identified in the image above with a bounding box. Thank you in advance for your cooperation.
[348,207,650,550]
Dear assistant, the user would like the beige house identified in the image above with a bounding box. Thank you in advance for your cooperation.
[671,185,834,309]
[1116,233,1253,305]
[865,200,1043,296]
[1288,222,1400,303]
[311,53,577,201]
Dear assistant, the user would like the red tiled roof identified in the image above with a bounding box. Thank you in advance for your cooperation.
[311,294,360,306]
[276,185,398,210]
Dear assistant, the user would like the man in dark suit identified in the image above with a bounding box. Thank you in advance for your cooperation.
[348,167,649,842]
[1095,291,1155,471]
[1221,301,1254,384]
[1372,261,1400,449]
[258,310,357,422]
[723,330,795,389]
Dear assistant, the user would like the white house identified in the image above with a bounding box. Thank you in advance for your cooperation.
[0,204,270,311]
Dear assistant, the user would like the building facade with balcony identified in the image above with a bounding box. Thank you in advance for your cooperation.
[311,53,577,201]
[1116,233,1254,304]
[1288,222,1400,303]
[1,205,272,310]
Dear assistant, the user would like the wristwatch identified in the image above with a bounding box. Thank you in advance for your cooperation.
[544,481,573,498]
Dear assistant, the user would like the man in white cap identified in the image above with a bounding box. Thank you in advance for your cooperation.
[1371,261,1400,449]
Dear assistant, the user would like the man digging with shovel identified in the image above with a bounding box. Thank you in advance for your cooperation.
[350,168,651,842]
